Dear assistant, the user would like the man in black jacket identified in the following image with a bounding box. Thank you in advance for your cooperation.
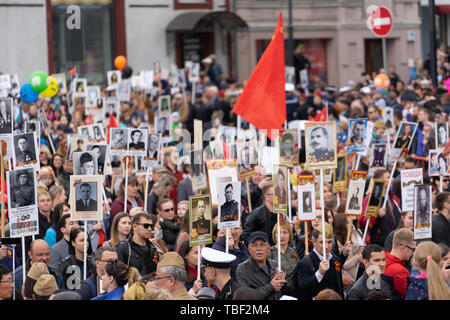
[296,223,344,300]
[432,192,450,247]
[240,184,277,246]
[234,231,289,300]
[116,213,159,276]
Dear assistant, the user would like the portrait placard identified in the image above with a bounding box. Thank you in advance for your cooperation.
[0,98,13,135]
[73,78,88,98]
[24,120,41,139]
[105,96,120,118]
[401,168,423,212]
[391,122,418,161]
[7,168,39,237]
[117,79,131,102]
[128,127,148,156]
[189,194,213,247]
[347,119,368,154]
[273,164,288,214]
[209,140,224,160]
[145,133,161,163]
[217,181,241,229]
[110,128,128,155]
[86,86,101,108]
[279,129,299,167]
[428,148,448,176]
[297,175,315,221]
[365,179,387,218]
[73,151,98,175]
[383,107,394,134]
[158,95,171,115]
[191,149,208,191]
[70,175,103,221]
[333,154,347,193]
[305,121,337,169]
[12,132,39,170]
[107,70,121,88]
[86,143,108,174]
[260,146,277,175]
[91,123,106,143]
[345,170,368,215]
[369,143,387,176]
[206,159,238,206]
[237,141,257,181]
[436,122,449,149]
[413,185,432,240]
[155,115,171,139]
[51,73,67,94]
[140,70,154,90]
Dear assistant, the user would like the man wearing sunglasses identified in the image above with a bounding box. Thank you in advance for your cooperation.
[116,212,159,276]
[384,228,416,299]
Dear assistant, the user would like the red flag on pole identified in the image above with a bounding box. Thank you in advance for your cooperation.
[308,106,328,122]
[68,66,77,77]
[107,113,119,144]
[232,13,286,140]
[83,114,93,126]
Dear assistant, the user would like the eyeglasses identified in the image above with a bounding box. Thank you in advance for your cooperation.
[99,259,118,263]
[162,208,174,212]
[136,223,154,229]
[0,279,14,284]
[403,244,416,251]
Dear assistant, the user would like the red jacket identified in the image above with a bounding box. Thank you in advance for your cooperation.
[166,166,184,216]
[384,251,410,299]
[110,195,145,217]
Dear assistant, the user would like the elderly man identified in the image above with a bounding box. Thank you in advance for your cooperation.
[234,231,288,300]
[150,252,197,300]
[14,239,64,292]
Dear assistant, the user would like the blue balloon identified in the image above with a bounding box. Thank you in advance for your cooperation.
[20,83,39,103]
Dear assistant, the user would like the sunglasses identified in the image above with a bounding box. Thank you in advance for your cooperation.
[136,222,154,229]
[162,208,174,212]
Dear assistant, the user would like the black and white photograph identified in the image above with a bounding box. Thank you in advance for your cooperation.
[73,151,98,175]
[218,181,241,229]
[383,107,394,131]
[13,132,38,168]
[189,194,212,246]
[297,176,315,220]
[105,96,120,117]
[8,168,36,208]
[366,180,386,217]
[92,124,105,142]
[191,149,207,191]
[188,62,200,83]
[107,70,121,87]
[279,130,298,157]
[71,175,103,221]
[128,128,148,155]
[117,79,131,102]
[0,98,13,135]
[436,122,449,149]
[70,136,88,156]
[347,118,367,154]
[177,68,187,88]
[86,144,107,174]
[345,171,367,215]
[24,120,40,135]
[86,86,101,108]
[79,126,91,138]
[273,164,288,214]
[302,191,313,213]
[206,159,238,205]
[110,128,128,150]
[0,75,10,98]
[52,73,67,94]
[414,184,432,240]
[155,115,170,138]
[158,95,171,115]
[305,121,337,169]
[147,133,160,160]
[209,139,224,159]
[73,78,87,97]
[140,70,154,89]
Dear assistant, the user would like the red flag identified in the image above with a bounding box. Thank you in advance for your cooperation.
[308,106,327,122]
[232,13,285,140]
[83,114,93,126]
[68,66,77,77]
[107,113,119,144]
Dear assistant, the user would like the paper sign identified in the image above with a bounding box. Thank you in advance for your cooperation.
[401,168,423,212]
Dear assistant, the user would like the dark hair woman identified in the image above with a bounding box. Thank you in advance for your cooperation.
[110,174,145,217]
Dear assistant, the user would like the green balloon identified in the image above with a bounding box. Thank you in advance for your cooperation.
[29,71,49,93]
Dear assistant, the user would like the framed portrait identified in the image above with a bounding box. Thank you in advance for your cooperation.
[191,149,207,191]
[333,154,347,193]
[365,179,387,217]
[206,159,238,206]
[24,120,41,137]
[110,128,128,154]
[401,168,423,212]
[69,136,89,161]
[0,136,14,159]
[117,79,131,102]
[91,123,106,143]
[217,181,241,229]
[209,140,224,160]
[73,78,88,97]
[0,98,13,135]
[70,175,103,221]
[158,95,171,115]
[51,73,67,94]
[391,122,418,161]
[78,125,91,138]
[107,70,121,88]
[413,185,432,240]
[86,86,101,108]
[189,194,213,247]
[347,119,368,154]
[369,143,387,176]
[305,121,337,170]
[12,132,39,169]
[7,168,39,237]
[177,68,187,88]
[155,115,171,138]
[128,127,148,156]
[297,175,315,221]
[188,63,200,83]
[146,133,161,161]
[435,122,449,149]
[131,75,141,90]
[140,70,154,90]
[383,107,394,133]
[105,96,120,118]
[86,143,107,174]
[273,164,288,214]
[279,129,299,167]
[72,151,98,175]
[237,141,257,181]
[345,170,368,215]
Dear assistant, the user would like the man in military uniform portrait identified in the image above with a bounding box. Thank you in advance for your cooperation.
[220,183,239,222]
[394,123,413,149]
[415,187,430,226]
[0,99,12,134]
[309,126,334,161]
[348,187,361,210]
[192,198,211,235]
[15,135,35,164]
[11,170,35,208]
[111,128,127,149]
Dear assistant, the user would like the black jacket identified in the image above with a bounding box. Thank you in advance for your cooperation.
[116,237,159,276]
[296,250,344,300]
[212,236,249,277]
[346,272,391,300]
[160,216,181,251]
[234,257,291,300]
[432,212,450,247]
[58,254,95,289]
[240,205,277,246]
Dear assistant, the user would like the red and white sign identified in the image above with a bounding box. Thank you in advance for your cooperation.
[367,6,393,37]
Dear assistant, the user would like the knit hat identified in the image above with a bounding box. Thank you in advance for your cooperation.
[122,282,147,300]
[374,120,387,130]
[33,274,58,297]
[27,262,49,281]
[157,252,185,269]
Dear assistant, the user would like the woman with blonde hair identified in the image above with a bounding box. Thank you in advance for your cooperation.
[38,166,61,190]
[405,241,450,300]
[268,221,299,276]
[102,212,132,248]
[39,145,52,168]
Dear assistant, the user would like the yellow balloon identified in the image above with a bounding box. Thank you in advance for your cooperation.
[41,76,59,98]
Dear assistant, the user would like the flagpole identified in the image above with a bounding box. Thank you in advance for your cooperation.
[320,169,326,258]
[226,228,229,254]
[144,166,152,212]
[277,213,281,270]
[124,157,129,213]
[288,170,292,222]
[381,160,397,209]
[84,226,87,281]
[197,245,201,281]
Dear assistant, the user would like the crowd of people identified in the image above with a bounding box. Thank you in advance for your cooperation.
[0,48,450,302]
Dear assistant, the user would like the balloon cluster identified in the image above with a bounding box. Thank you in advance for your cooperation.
[114,55,133,79]
[20,70,59,103]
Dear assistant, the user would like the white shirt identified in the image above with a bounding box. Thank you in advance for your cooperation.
[313,248,332,283]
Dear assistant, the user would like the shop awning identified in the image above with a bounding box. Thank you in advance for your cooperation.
[166,11,248,32]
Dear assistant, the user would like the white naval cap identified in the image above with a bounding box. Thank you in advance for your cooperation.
[201,247,236,269]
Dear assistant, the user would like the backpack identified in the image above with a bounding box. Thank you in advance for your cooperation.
[285,254,316,299]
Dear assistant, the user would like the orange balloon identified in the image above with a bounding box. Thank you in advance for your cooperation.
[374,73,390,89]
[114,55,127,70]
